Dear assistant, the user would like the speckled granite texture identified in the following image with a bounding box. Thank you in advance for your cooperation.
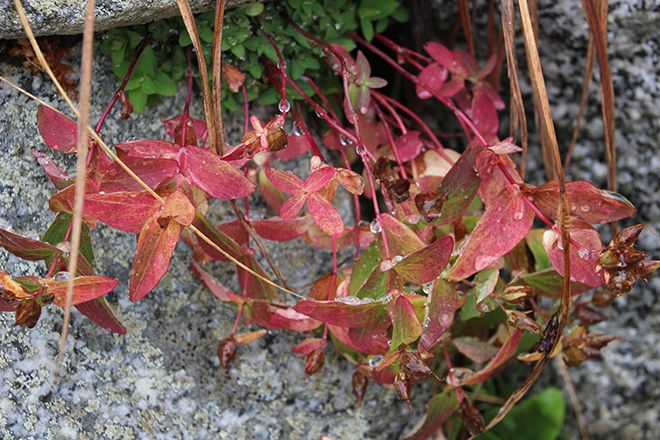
[0,0,252,39]
[1,0,659,438]
[427,1,659,438]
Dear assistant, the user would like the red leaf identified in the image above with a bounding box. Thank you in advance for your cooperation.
[99,158,178,193]
[530,181,636,224]
[543,221,604,287]
[251,216,312,242]
[159,190,195,227]
[41,275,119,306]
[252,301,321,332]
[115,139,181,160]
[433,143,481,225]
[258,169,286,212]
[191,261,244,303]
[264,167,305,194]
[416,64,448,100]
[129,216,182,301]
[418,279,457,352]
[75,297,126,334]
[394,131,424,162]
[279,193,307,220]
[36,105,79,154]
[182,147,255,199]
[330,324,390,355]
[295,297,391,329]
[394,236,453,284]
[390,295,423,348]
[462,329,523,385]
[307,194,344,238]
[447,190,534,281]
[84,191,159,233]
[305,166,336,193]
[424,42,467,76]
[336,168,364,195]
[471,92,499,139]
[0,228,60,260]
[453,336,499,363]
[292,337,327,355]
[31,148,72,189]
[161,115,207,144]
[276,134,310,161]
[404,390,459,440]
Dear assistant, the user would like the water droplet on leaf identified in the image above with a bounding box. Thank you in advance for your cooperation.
[53,271,71,282]
[369,219,382,233]
[278,99,290,113]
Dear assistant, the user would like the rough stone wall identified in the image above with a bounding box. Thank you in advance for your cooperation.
[0,0,253,39]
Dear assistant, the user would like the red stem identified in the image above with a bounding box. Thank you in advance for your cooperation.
[374,103,407,179]
[262,31,289,112]
[180,47,194,146]
[94,37,151,134]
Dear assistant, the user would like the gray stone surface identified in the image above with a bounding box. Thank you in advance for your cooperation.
[0,0,252,40]
[0,44,420,439]
[428,0,659,438]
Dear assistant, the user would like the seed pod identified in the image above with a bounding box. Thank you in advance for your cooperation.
[537,313,559,354]
[393,374,411,402]
[218,335,237,370]
[460,398,486,435]
[506,310,540,334]
[400,351,433,381]
[305,349,325,375]
[387,178,411,203]
[574,305,607,326]
[352,370,368,403]
[591,290,614,308]
[414,192,446,222]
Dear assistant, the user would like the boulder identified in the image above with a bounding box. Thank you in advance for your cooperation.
[0,0,252,40]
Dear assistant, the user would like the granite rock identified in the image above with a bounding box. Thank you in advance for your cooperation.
[0,0,252,40]
[426,0,659,438]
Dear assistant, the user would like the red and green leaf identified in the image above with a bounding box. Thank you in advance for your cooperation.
[447,190,534,281]
[389,295,423,349]
[394,236,453,284]
[41,275,119,306]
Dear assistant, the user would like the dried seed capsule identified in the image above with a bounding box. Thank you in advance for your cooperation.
[218,335,237,371]
[352,370,368,403]
[460,398,486,435]
[305,348,325,375]
[15,299,41,328]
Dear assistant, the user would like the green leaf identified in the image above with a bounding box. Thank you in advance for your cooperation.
[153,72,177,96]
[477,389,565,440]
[348,241,386,299]
[526,229,551,270]
[244,2,264,16]
[358,0,398,20]
[360,16,374,41]
[404,390,459,440]
[133,46,156,77]
[390,295,423,349]
[128,89,148,113]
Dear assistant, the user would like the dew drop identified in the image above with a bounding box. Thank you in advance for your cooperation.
[369,219,382,233]
[422,282,434,294]
[339,134,352,146]
[98,191,106,195]
[292,122,304,136]
[315,110,323,118]
[578,248,593,260]
[368,355,384,367]
[53,271,71,282]
[570,205,577,211]
[392,255,403,264]
[355,145,366,155]
[579,204,591,212]
[513,210,524,220]
[278,99,290,113]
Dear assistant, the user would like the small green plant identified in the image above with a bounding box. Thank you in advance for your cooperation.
[100,0,408,112]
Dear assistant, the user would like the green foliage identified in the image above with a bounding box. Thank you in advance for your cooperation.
[100,0,407,112]
[477,388,566,440]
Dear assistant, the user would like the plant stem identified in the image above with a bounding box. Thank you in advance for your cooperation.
[94,37,151,134]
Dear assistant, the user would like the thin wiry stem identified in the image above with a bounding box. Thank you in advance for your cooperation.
[57,0,96,362]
